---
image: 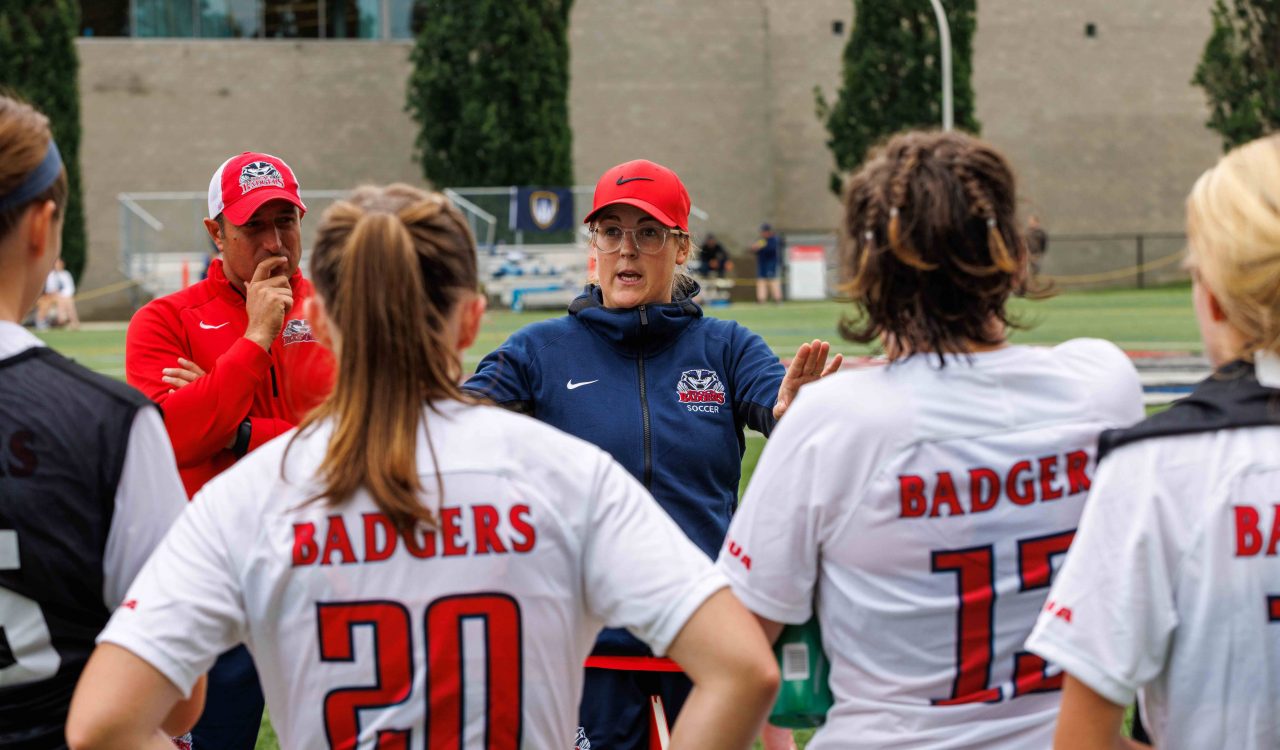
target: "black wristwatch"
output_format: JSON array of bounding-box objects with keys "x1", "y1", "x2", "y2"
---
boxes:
[{"x1": 231, "y1": 418, "x2": 252, "y2": 458}]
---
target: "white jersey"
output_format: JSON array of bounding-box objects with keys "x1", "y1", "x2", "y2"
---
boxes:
[
  {"x1": 1027, "y1": 366, "x2": 1280, "y2": 749},
  {"x1": 718, "y1": 341, "x2": 1142, "y2": 749},
  {"x1": 98, "y1": 400, "x2": 725, "y2": 750}
]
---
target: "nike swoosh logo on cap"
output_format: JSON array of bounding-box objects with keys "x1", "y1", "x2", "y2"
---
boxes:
[
  {"x1": 199, "y1": 321, "x2": 230, "y2": 330},
  {"x1": 566, "y1": 379, "x2": 599, "y2": 390},
  {"x1": 616, "y1": 176, "x2": 654, "y2": 186}
]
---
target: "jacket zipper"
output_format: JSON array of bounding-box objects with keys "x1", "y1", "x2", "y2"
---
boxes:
[{"x1": 637, "y1": 305, "x2": 653, "y2": 488}]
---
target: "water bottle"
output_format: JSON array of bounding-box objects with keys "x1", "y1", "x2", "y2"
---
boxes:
[{"x1": 768, "y1": 615, "x2": 833, "y2": 729}]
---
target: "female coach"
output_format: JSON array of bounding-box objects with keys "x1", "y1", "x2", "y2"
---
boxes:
[
  {"x1": 66, "y1": 184, "x2": 778, "y2": 750},
  {"x1": 1028, "y1": 133, "x2": 1280, "y2": 750},
  {"x1": 715, "y1": 130, "x2": 1144, "y2": 749},
  {"x1": 466, "y1": 159, "x2": 838, "y2": 749}
]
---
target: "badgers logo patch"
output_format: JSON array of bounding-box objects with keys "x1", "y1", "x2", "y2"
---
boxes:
[
  {"x1": 677, "y1": 369, "x2": 725, "y2": 413},
  {"x1": 282, "y1": 318, "x2": 316, "y2": 346},
  {"x1": 239, "y1": 161, "x2": 285, "y2": 193}
]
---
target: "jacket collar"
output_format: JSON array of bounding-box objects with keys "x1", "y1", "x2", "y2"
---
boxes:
[
  {"x1": 207, "y1": 257, "x2": 305, "y2": 305},
  {"x1": 568, "y1": 283, "x2": 703, "y2": 353}
]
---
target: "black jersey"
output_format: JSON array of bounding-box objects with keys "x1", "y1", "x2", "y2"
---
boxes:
[{"x1": 0, "y1": 346, "x2": 151, "y2": 749}]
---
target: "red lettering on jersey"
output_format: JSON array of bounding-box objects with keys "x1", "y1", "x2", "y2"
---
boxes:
[
  {"x1": 509, "y1": 504, "x2": 536, "y2": 553},
  {"x1": 472, "y1": 505, "x2": 507, "y2": 555},
  {"x1": 121, "y1": 599, "x2": 138, "y2": 610},
  {"x1": 1267, "y1": 505, "x2": 1280, "y2": 556},
  {"x1": 1006, "y1": 461, "x2": 1034, "y2": 505},
  {"x1": 1043, "y1": 599, "x2": 1072, "y2": 624},
  {"x1": 726, "y1": 539, "x2": 752, "y2": 570},
  {"x1": 969, "y1": 467, "x2": 999, "y2": 513},
  {"x1": 363, "y1": 513, "x2": 397, "y2": 562},
  {"x1": 1037, "y1": 455, "x2": 1063, "y2": 501},
  {"x1": 929, "y1": 472, "x2": 963, "y2": 517},
  {"x1": 1236, "y1": 505, "x2": 1263, "y2": 556},
  {"x1": 899, "y1": 475, "x2": 927, "y2": 517},
  {"x1": 321, "y1": 514, "x2": 357, "y2": 565},
  {"x1": 440, "y1": 507, "x2": 468, "y2": 556},
  {"x1": 1065, "y1": 450, "x2": 1091, "y2": 494},
  {"x1": 403, "y1": 524, "x2": 437, "y2": 559},
  {"x1": 8, "y1": 430, "x2": 36, "y2": 477},
  {"x1": 292, "y1": 522, "x2": 319, "y2": 566}
]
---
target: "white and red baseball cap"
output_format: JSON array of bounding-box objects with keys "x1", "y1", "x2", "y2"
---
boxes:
[
  {"x1": 207, "y1": 152, "x2": 306, "y2": 225},
  {"x1": 585, "y1": 159, "x2": 691, "y2": 231}
]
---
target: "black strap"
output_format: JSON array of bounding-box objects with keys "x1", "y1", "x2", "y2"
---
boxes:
[
  {"x1": 1099, "y1": 360, "x2": 1280, "y2": 460},
  {"x1": 231, "y1": 418, "x2": 252, "y2": 458}
]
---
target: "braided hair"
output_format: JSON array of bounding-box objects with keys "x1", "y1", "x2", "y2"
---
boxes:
[
  {"x1": 841, "y1": 130, "x2": 1033, "y2": 362},
  {"x1": 291, "y1": 183, "x2": 480, "y2": 533}
]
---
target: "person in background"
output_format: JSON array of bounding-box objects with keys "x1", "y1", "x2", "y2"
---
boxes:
[
  {"x1": 1027, "y1": 132, "x2": 1280, "y2": 750},
  {"x1": 0, "y1": 93, "x2": 199, "y2": 750},
  {"x1": 36, "y1": 257, "x2": 78, "y2": 330},
  {"x1": 66, "y1": 183, "x2": 779, "y2": 750},
  {"x1": 751, "y1": 222, "x2": 783, "y2": 304},
  {"x1": 124, "y1": 151, "x2": 335, "y2": 750},
  {"x1": 1026, "y1": 214, "x2": 1048, "y2": 276},
  {"x1": 717, "y1": 130, "x2": 1143, "y2": 749},
  {"x1": 466, "y1": 158, "x2": 839, "y2": 750},
  {"x1": 697, "y1": 232, "x2": 730, "y2": 278}
]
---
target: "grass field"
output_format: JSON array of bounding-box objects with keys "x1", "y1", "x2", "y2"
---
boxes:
[{"x1": 39, "y1": 285, "x2": 1196, "y2": 749}]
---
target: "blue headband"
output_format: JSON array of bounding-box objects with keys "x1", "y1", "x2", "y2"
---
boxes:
[{"x1": 0, "y1": 139, "x2": 63, "y2": 213}]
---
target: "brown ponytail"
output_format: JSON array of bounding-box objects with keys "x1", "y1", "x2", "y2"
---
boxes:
[
  {"x1": 0, "y1": 94, "x2": 68, "y2": 241},
  {"x1": 293, "y1": 184, "x2": 479, "y2": 533}
]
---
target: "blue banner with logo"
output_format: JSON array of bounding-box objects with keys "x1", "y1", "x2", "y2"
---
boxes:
[{"x1": 512, "y1": 186, "x2": 574, "y2": 232}]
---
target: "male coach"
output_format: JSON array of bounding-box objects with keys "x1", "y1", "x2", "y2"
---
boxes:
[{"x1": 125, "y1": 151, "x2": 334, "y2": 749}]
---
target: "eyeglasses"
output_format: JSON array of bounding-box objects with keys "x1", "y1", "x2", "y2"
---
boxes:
[{"x1": 591, "y1": 223, "x2": 687, "y2": 255}]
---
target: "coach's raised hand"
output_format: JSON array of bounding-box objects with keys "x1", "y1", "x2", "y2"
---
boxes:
[
  {"x1": 244, "y1": 256, "x2": 293, "y2": 351},
  {"x1": 773, "y1": 339, "x2": 843, "y2": 421}
]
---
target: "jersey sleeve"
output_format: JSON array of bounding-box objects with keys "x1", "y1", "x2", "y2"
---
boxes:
[
  {"x1": 1025, "y1": 443, "x2": 1180, "y2": 707},
  {"x1": 101, "y1": 407, "x2": 188, "y2": 608},
  {"x1": 464, "y1": 332, "x2": 536, "y2": 413},
  {"x1": 96, "y1": 480, "x2": 250, "y2": 699},
  {"x1": 729, "y1": 324, "x2": 785, "y2": 436},
  {"x1": 581, "y1": 453, "x2": 727, "y2": 656},
  {"x1": 125, "y1": 302, "x2": 274, "y2": 468},
  {"x1": 715, "y1": 398, "x2": 825, "y2": 624},
  {"x1": 1058, "y1": 338, "x2": 1145, "y2": 427}
]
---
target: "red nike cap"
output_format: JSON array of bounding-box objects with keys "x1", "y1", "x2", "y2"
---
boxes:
[{"x1": 585, "y1": 159, "x2": 690, "y2": 231}]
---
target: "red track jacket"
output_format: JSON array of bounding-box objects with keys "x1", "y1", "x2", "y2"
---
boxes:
[{"x1": 126, "y1": 259, "x2": 334, "y2": 497}]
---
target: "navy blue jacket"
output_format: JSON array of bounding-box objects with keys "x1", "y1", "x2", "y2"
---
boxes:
[{"x1": 466, "y1": 284, "x2": 785, "y2": 654}]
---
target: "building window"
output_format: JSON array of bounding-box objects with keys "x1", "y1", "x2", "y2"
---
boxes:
[
  {"x1": 81, "y1": 0, "x2": 130, "y2": 36},
  {"x1": 82, "y1": 0, "x2": 418, "y2": 39}
]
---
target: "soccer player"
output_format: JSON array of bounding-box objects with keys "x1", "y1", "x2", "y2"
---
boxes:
[
  {"x1": 1026, "y1": 134, "x2": 1280, "y2": 749},
  {"x1": 0, "y1": 95, "x2": 196, "y2": 747},
  {"x1": 715, "y1": 130, "x2": 1144, "y2": 748},
  {"x1": 66, "y1": 184, "x2": 779, "y2": 750}
]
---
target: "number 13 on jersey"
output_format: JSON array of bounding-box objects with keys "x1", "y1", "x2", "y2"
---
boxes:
[
  {"x1": 317, "y1": 593, "x2": 522, "y2": 749},
  {"x1": 930, "y1": 530, "x2": 1075, "y2": 706}
]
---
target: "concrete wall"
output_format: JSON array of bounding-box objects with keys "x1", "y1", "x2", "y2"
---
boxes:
[
  {"x1": 77, "y1": 39, "x2": 423, "y2": 316},
  {"x1": 974, "y1": 0, "x2": 1220, "y2": 236},
  {"x1": 74, "y1": 1, "x2": 1220, "y2": 315}
]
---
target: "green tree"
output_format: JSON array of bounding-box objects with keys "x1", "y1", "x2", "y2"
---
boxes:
[
  {"x1": 407, "y1": 0, "x2": 574, "y2": 188},
  {"x1": 1192, "y1": 0, "x2": 1280, "y2": 151},
  {"x1": 817, "y1": 0, "x2": 980, "y2": 194},
  {"x1": 0, "y1": 0, "x2": 86, "y2": 281}
]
